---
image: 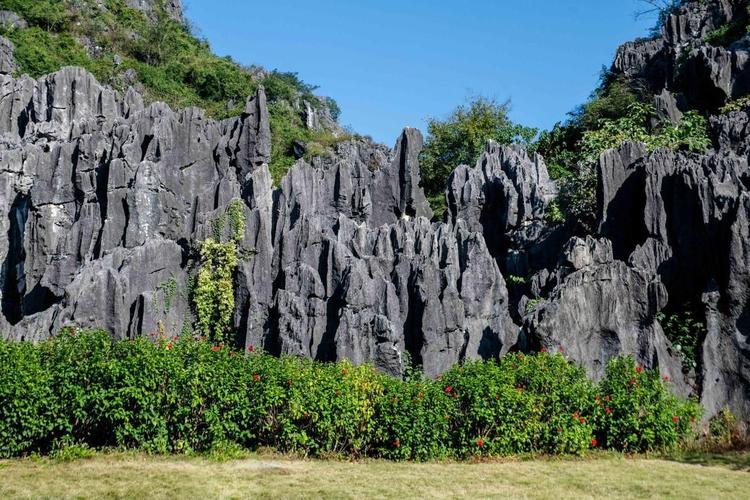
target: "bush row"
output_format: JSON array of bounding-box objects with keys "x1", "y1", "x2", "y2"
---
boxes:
[{"x1": 0, "y1": 330, "x2": 701, "y2": 460}]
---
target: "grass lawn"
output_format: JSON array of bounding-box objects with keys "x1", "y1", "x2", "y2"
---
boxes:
[{"x1": 0, "y1": 452, "x2": 748, "y2": 499}]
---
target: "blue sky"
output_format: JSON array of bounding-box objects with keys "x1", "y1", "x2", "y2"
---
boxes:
[{"x1": 184, "y1": 0, "x2": 655, "y2": 145}]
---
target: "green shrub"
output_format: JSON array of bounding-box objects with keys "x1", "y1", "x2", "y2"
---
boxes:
[
  {"x1": 0, "y1": 331, "x2": 702, "y2": 460},
  {"x1": 0, "y1": 340, "x2": 57, "y2": 457},
  {"x1": 595, "y1": 357, "x2": 701, "y2": 452},
  {"x1": 419, "y1": 97, "x2": 538, "y2": 205},
  {"x1": 4, "y1": 28, "x2": 92, "y2": 78},
  {"x1": 440, "y1": 354, "x2": 599, "y2": 457},
  {"x1": 657, "y1": 306, "x2": 706, "y2": 371}
]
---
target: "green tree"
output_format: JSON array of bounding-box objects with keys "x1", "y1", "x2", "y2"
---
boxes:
[{"x1": 419, "y1": 97, "x2": 538, "y2": 203}]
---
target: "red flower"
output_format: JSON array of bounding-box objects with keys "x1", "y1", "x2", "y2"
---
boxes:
[
  {"x1": 663, "y1": 376, "x2": 670, "y2": 382},
  {"x1": 572, "y1": 412, "x2": 579, "y2": 420},
  {"x1": 605, "y1": 407, "x2": 612, "y2": 415},
  {"x1": 556, "y1": 428, "x2": 563, "y2": 434},
  {"x1": 476, "y1": 438, "x2": 485, "y2": 448},
  {"x1": 540, "y1": 347, "x2": 547, "y2": 353},
  {"x1": 559, "y1": 346, "x2": 566, "y2": 353},
  {"x1": 394, "y1": 438, "x2": 401, "y2": 448},
  {"x1": 166, "y1": 342, "x2": 173, "y2": 350},
  {"x1": 495, "y1": 395, "x2": 500, "y2": 400},
  {"x1": 604, "y1": 395, "x2": 610, "y2": 402},
  {"x1": 247, "y1": 345, "x2": 255, "y2": 353},
  {"x1": 636, "y1": 366, "x2": 643, "y2": 374},
  {"x1": 591, "y1": 438, "x2": 598, "y2": 447},
  {"x1": 453, "y1": 393, "x2": 459, "y2": 399},
  {"x1": 418, "y1": 392, "x2": 424, "y2": 398},
  {"x1": 595, "y1": 395, "x2": 601, "y2": 402},
  {"x1": 253, "y1": 374, "x2": 261, "y2": 382},
  {"x1": 579, "y1": 417, "x2": 586, "y2": 424},
  {"x1": 629, "y1": 378, "x2": 637, "y2": 386},
  {"x1": 211, "y1": 346, "x2": 220, "y2": 352},
  {"x1": 672, "y1": 416, "x2": 680, "y2": 423},
  {"x1": 287, "y1": 379, "x2": 293, "y2": 386},
  {"x1": 304, "y1": 412, "x2": 310, "y2": 418},
  {"x1": 444, "y1": 386, "x2": 453, "y2": 394}
]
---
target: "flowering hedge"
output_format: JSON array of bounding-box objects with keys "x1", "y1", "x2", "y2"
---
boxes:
[{"x1": 0, "y1": 330, "x2": 701, "y2": 459}]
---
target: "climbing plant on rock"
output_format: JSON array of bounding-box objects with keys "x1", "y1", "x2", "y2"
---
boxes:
[{"x1": 192, "y1": 199, "x2": 246, "y2": 343}]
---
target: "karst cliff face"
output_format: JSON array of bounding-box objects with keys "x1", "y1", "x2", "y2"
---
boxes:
[{"x1": 1, "y1": 0, "x2": 750, "y2": 420}]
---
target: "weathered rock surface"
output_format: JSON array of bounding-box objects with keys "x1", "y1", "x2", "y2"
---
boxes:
[
  {"x1": 594, "y1": 142, "x2": 750, "y2": 419},
  {"x1": 0, "y1": 36, "x2": 15, "y2": 75},
  {"x1": 522, "y1": 236, "x2": 688, "y2": 395},
  {"x1": 0, "y1": 59, "x2": 511, "y2": 378},
  {"x1": 612, "y1": 0, "x2": 749, "y2": 110}
]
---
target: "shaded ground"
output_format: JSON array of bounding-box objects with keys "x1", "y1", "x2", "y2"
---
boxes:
[{"x1": 0, "y1": 452, "x2": 748, "y2": 499}]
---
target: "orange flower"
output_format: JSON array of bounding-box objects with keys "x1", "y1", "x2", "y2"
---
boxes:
[
  {"x1": 591, "y1": 438, "x2": 598, "y2": 447},
  {"x1": 394, "y1": 438, "x2": 401, "y2": 448},
  {"x1": 579, "y1": 417, "x2": 586, "y2": 424},
  {"x1": 476, "y1": 438, "x2": 485, "y2": 448},
  {"x1": 672, "y1": 416, "x2": 680, "y2": 423},
  {"x1": 166, "y1": 342, "x2": 173, "y2": 350}
]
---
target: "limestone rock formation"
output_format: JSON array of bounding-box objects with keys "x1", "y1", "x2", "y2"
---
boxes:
[{"x1": 1, "y1": 0, "x2": 750, "y2": 422}]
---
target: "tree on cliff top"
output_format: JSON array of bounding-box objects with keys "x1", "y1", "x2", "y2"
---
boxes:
[{"x1": 419, "y1": 97, "x2": 537, "y2": 210}]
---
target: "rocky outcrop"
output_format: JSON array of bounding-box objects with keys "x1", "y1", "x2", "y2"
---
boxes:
[
  {"x1": 594, "y1": 142, "x2": 750, "y2": 418},
  {"x1": 0, "y1": 36, "x2": 15, "y2": 75},
  {"x1": 126, "y1": 0, "x2": 184, "y2": 22},
  {"x1": 522, "y1": 236, "x2": 688, "y2": 395},
  {"x1": 0, "y1": 59, "x2": 512, "y2": 378},
  {"x1": 612, "y1": 0, "x2": 750, "y2": 111}
]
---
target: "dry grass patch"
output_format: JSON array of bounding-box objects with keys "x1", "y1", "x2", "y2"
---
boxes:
[{"x1": 0, "y1": 452, "x2": 748, "y2": 499}]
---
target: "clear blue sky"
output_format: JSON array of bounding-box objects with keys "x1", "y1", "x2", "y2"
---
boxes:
[{"x1": 184, "y1": 0, "x2": 655, "y2": 145}]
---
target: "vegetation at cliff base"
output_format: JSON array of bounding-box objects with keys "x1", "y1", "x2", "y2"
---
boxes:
[{"x1": 0, "y1": 330, "x2": 702, "y2": 460}]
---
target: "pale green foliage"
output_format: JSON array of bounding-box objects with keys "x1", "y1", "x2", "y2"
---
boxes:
[
  {"x1": 544, "y1": 199, "x2": 565, "y2": 225},
  {"x1": 227, "y1": 199, "x2": 246, "y2": 244},
  {"x1": 525, "y1": 298, "x2": 542, "y2": 314},
  {"x1": 580, "y1": 103, "x2": 711, "y2": 162},
  {"x1": 157, "y1": 276, "x2": 178, "y2": 313},
  {"x1": 194, "y1": 239, "x2": 238, "y2": 343},
  {"x1": 192, "y1": 200, "x2": 248, "y2": 343},
  {"x1": 721, "y1": 95, "x2": 750, "y2": 114}
]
